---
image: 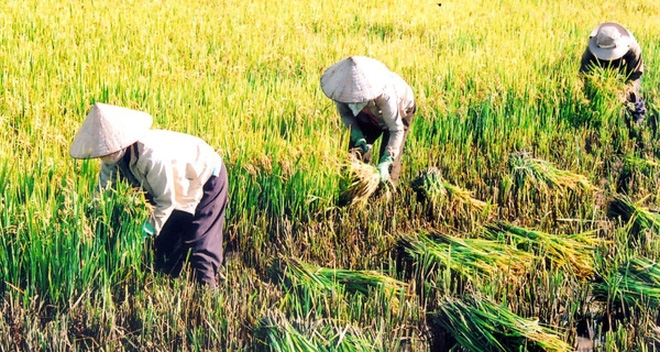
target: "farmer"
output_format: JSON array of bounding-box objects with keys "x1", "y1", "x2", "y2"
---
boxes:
[
  {"x1": 579, "y1": 22, "x2": 646, "y2": 124},
  {"x1": 320, "y1": 56, "x2": 416, "y2": 185},
  {"x1": 70, "y1": 103, "x2": 228, "y2": 287}
]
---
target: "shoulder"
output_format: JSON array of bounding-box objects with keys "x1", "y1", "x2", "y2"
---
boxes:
[{"x1": 139, "y1": 130, "x2": 208, "y2": 148}]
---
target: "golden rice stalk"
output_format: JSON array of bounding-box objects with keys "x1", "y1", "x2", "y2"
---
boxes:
[
  {"x1": 487, "y1": 222, "x2": 600, "y2": 279},
  {"x1": 509, "y1": 152, "x2": 598, "y2": 193},
  {"x1": 339, "y1": 160, "x2": 388, "y2": 206},
  {"x1": 607, "y1": 194, "x2": 660, "y2": 231},
  {"x1": 444, "y1": 182, "x2": 488, "y2": 211},
  {"x1": 399, "y1": 231, "x2": 534, "y2": 281},
  {"x1": 431, "y1": 295, "x2": 572, "y2": 352},
  {"x1": 411, "y1": 167, "x2": 487, "y2": 211}
]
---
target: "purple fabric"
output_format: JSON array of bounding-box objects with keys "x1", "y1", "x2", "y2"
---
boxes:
[{"x1": 154, "y1": 163, "x2": 228, "y2": 286}]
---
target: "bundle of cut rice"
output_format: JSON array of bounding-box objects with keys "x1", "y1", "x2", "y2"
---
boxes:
[
  {"x1": 593, "y1": 257, "x2": 660, "y2": 310},
  {"x1": 623, "y1": 155, "x2": 659, "y2": 169},
  {"x1": 283, "y1": 257, "x2": 406, "y2": 299},
  {"x1": 256, "y1": 309, "x2": 380, "y2": 351},
  {"x1": 430, "y1": 295, "x2": 572, "y2": 352},
  {"x1": 486, "y1": 222, "x2": 600, "y2": 279},
  {"x1": 410, "y1": 167, "x2": 487, "y2": 211},
  {"x1": 339, "y1": 159, "x2": 390, "y2": 206},
  {"x1": 509, "y1": 152, "x2": 598, "y2": 193},
  {"x1": 607, "y1": 194, "x2": 660, "y2": 231},
  {"x1": 398, "y1": 231, "x2": 534, "y2": 282}
]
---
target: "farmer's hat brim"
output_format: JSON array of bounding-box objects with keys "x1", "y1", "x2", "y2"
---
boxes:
[
  {"x1": 320, "y1": 56, "x2": 390, "y2": 103},
  {"x1": 70, "y1": 103, "x2": 153, "y2": 159}
]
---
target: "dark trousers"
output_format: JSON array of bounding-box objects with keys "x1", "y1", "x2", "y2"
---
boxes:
[
  {"x1": 154, "y1": 163, "x2": 228, "y2": 286},
  {"x1": 348, "y1": 106, "x2": 415, "y2": 185}
]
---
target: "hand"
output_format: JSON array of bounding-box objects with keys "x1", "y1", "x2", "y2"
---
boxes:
[
  {"x1": 354, "y1": 138, "x2": 372, "y2": 154},
  {"x1": 142, "y1": 221, "x2": 156, "y2": 238},
  {"x1": 632, "y1": 99, "x2": 646, "y2": 124},
  {"x1": 377, "y1": 154, "x2": 394, "y2": 184},
  {"x1": 627, "y1": 92, "x2": 646, "y2": 124}
]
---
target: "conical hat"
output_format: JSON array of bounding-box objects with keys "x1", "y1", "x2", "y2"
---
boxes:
[
  {"x1": 69, "y1": 103, "x2": 153, "y2": 159},
  {"x1": 588, "y1": 22, "x2": 634, "y2": 61},
  {"x1": 320, "y1": 56, "x2": 390, "y2": 103}
]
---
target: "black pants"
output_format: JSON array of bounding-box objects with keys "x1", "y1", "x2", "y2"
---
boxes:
[
  {"x1": 154, "y1": 164, "x2": 228, "y2": 286},
  {"x1": 348, "y1": 106, "x2": 415, "y2": 185}
]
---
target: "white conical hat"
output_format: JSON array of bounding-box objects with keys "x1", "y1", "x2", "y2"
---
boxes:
[
  {"x1": 69, "y1": 103, "x2": 153, "y2": 159},
  {"x1": 320, "y1": 56, "x2": 390, "y2": 103},
  {"x1": 588, "y1": 22, "x2": 634, "y2": 61}
]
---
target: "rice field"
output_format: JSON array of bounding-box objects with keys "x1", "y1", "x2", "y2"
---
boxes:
[{"x1": 1, "y1": 0, "x2": 660, "y2": 350}]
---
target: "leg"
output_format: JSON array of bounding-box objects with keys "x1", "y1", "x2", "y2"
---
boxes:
[
  {"x1": 186, "y1": 164, "x2": 229, "y2": 286},
  {"x1": 154, "y1": 164, "x2": 228, "y2": 287},
  {"x1": 154, "y1": 210, "x2": 191, "y2": 278}
]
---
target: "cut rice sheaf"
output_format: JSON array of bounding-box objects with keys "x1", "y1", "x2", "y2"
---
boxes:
[{"x1": 340, "y1": 159, "x2": 389, "y2": 206}]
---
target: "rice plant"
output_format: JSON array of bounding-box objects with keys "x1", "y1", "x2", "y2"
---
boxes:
[
  {"x1": 607, "y1": 194, "x2": 660, "y2": 232},
  {"x1": 486, "y1": 222, "x2": 601, "y2": 279},
  {"x1": 398, "y1": 231, "x2": 534, "y2": 283},
  {"x1": 0, "y1": 0, "x2": 659, "y2": 349},
  {"x1": 430, "y1": 294, "x2": 572, "y2": 352},
  {"x1": 410, "y1": 167, "x2": 488, "y2": 211},
  {"x1": 509, "y1": 152, "x2": 598, "y2": 194},
  {"x1": 338, "y1": 159, "x2": 390, "y2": 207},
  {"x1": 593, "y1": 257, "x2": 660, "y2": 311}
]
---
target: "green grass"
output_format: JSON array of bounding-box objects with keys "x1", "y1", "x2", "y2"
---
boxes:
[{"x1": 1, "y1": 0, "x2": 660, "y2": 350}]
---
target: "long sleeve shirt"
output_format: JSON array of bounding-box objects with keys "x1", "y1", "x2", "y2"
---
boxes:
[
  {"x1": 579, "y1": 41, "x2": 644, "y2": 98},
  {"x1": 335, "y1": 71, "x2": 415, "y2": 159},
  {"x1": 98, "y1": 130, "x2": 224, "y2": 235}
]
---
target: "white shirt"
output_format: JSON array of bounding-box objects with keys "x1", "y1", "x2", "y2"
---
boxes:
[{"x1": 98, "y1": 130, "x2": 224, "y2": 235}]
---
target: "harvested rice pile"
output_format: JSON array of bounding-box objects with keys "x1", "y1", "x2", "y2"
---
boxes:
[
  {"x1": 339, "y1": 159, "x2": 390, "y2": 206},
  {"x1": 411, "y1": 167, "x2": 487, "y2": 210}
]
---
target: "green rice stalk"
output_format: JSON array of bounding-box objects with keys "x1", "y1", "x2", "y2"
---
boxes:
[
  {"x1": 283, "y1": 257, "x2": 407, "y2": 299},
  {"x1": 487, "y1": 222, "x2": 600, "y2": 279},
  {"x1": 255, "y1": 310, "x2": 320, "y2": 351},
  {"x1": 410, "y1": 167, "x2": 447, "y2": 207},
  {"x1": 623, "y1": 155, "x2": 659, "y2": 169},
  {"x1": 607, "y1": 194, "x2": 660, "y2": 231},
  {"x1": 509, "y1": 152, "x2": 597, "y2": 193},
  {"x1": 398, "y1": 231, "x2": 534, "y2": 281},
  {"x1": 593, "y1": 257, "x2": 660, "y2": 310},
  {"x1": 431, "y1": 295, "x2": 572, "y2": 352},
  {"x1": 256, "y1": 310, "x2": 382, "y2": 352},
  {"x1": 410, "y1": 167, "x2": 487, "y2": 210}
]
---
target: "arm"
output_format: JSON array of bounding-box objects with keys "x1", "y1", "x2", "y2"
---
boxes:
[
  {"x1": 375, "y1": 91, "x2": 405, "y2": 160},
  {"x1": 134, "y1": 150, "x2": 176, "y2": 235},
  {"x1": 97, "y1": 162, "x2": 118, "y2": 193},
  {"x1": 336, "y1": 102, "x2": 358, "y2": 129},
  {"x1": 336, "y1": 102, "x2": 368, "y2": 146},
  {"x1": 622, "y1": 42, "x2": 644, "y2": 98},
  {"x1": 579, "y1": 47, "x2": 597, "y2": 74}
]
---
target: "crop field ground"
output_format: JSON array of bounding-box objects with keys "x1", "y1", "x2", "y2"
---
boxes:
[{"x1": 1, "y1": 0, "x2": 660, "y2": 351}]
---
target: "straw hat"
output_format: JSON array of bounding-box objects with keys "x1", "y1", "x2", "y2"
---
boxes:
[
  {"x1": 320, "y1": 56, "x2": 391, "y2": 103},
  {"x1": 588, "y1": 22, "x2": 634, "y2": 61},
  {"x1": 69, "y1": 103, "x2": 153, "y2": 159}
]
